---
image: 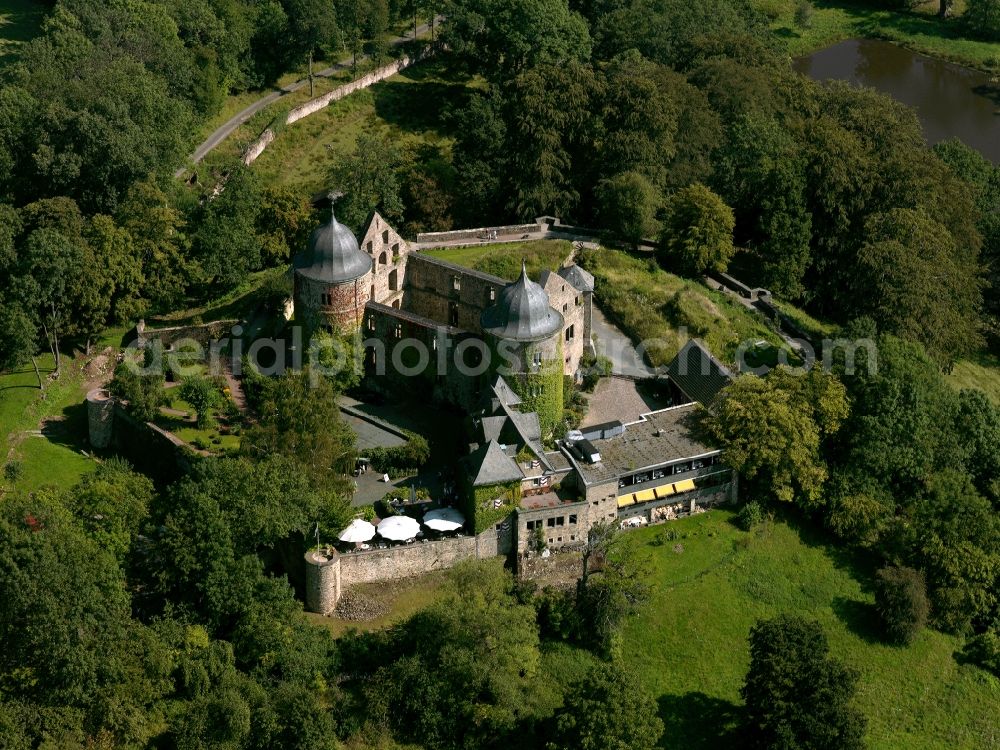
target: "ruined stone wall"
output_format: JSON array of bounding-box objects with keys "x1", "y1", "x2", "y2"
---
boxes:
[
  {"x1": 516, "y1": 499, "x2": 590, "y2": 554},
  {"x1": 362, "y1": 212, "x2": 409, "y2": 309},
  {"x1": 295, "y1": 271, "x2": 373, "y2": 331},
  {"x1": 403, "y1": 254, "x2": 506, "y2": 334}
]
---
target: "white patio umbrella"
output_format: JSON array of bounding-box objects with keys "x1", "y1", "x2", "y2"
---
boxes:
[
  {"x1": 377, "y1": 515, "x2": 421, "y2": 541},
  {"x1": 423, "y1": 507, "x2": 465, "y2": 532},
  {"x1": 338, "y1": 519, "x2": 376, "y2": 543}
]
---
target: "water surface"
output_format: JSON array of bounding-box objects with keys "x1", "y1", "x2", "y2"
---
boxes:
[{"x1": 794, "y1": 39, "x2": 1000, "y2": 162}]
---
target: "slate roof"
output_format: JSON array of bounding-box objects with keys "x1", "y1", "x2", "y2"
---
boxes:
[
  {"x1": 294, "y1": 208, "x2": 372, "y2": 284},
  {"x1": 558, "y1": 264, "x2": 595, "y2": 293},
  {"x1": 490, "y1": 375, "x2": 521, "y2": 408},
  {"x1": 464, "y1": 440, "x2": 524, "y2": 486},
  {"x1": 666, "y1": 339, "x2": 733, "y2": 407},
  {"x1": 481, "y1": 262, "x2": 564, "y2": 342},
  {"x1": 564, "y1": 404, "x2": 721, "y2": 487}
]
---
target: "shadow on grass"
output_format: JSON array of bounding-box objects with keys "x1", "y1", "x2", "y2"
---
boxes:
[
  {"x1": 39, "y1": 402, "x2": 89, "y2": 453},
  {"x1": 657, "y1": 692, "x2": 743, "y2": 750},
  {"x1": 371, "y1": 62, "x2": 473, "y2": 135},
  {"x1": 832, "y1": 596, "x2": 884, "y2": 645}
]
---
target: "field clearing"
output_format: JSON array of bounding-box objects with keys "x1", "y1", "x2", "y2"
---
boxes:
[
  {"x1": 201, "y1": 58, "x2": 476, "y2": 198},
  {"x1": 946, "y1": 351, "x2": 1000, "y2": 403},
  {"x1": 0, "y1": 355, "x2": 98, "y2": 494},
  {"x1": 757, "y1": 0, "x2": 1000, "y2": 69},
  {"x1": 619, "y1": 509, "x2": 1000, "y2": 750}
]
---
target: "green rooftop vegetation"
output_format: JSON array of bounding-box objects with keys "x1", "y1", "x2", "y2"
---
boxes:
[{"x1": 421, "y1": 239, "x2": 573, "y2": 280}]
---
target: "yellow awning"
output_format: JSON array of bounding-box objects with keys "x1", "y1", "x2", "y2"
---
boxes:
[
  {"x1": 673, "y1": 479, "x2": 696, "y2": 493},
  {"x1": 655, "y1": 484, "x2": 676, "y2": 499},
  {"x1": 617, "y1": 495, "x2": 635, "y2": 508},
  {"x1": 633, "y1": 488, "x2": 657, "y2": 503}
]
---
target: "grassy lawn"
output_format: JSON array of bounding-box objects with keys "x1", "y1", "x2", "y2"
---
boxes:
[
  {"x1": 946, "y1": 351, "x2": 1000, "y2": 404},
  {"x1": 0, "y1": 0, "x2": 44, "y2": 67},
  {"x1": 620, "y1": 509, "x2": 1000, "y2": 750},
  {"x1": 0, "y1": 355, "x2": 98, "y2": 495},
  {"x1": 758, "y1": 0, "x2": 1000, "y2": 69},
  {"x1": 201, "y1": 58, "x2": 476, "y2": 198},
  {"x1": 579, "y1": 247, "x2": 788, "y2": 368},
  {"x1": 421, "y1": 239, "x2": 574, "y2": 280},
  {"x1": 771, "y1": 298, "x2": 841, "y2": 340}
]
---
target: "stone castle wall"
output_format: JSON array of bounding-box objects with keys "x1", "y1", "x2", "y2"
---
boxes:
[
  {"x1": 362, "y1": 213, "x2": 409, "y2": 309},
  {"x1": 404, "y1": 254, "x2": 506, "y2": 334},
  {"x1": 304, "y1": 528, "x2": 501, "y2": 615},
  {"x1": 541, "y1": 274, "x2": 587, "y2": 374}
]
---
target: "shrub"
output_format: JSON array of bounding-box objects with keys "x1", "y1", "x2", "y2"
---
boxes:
[
  {"x1": 580, "y1": 351, "x2": 612, "y2": 392},
  {"x1": 794, "y1": 0, "x2": 814, "y2": 28},
  {"x1": 874, "y1": 565, "x2": 929, "y2": 644},
  {"x1": 529, "y1": 526, "x2": 547, "y2": 555},
  {"x1": 179, "y1": 376, "x2": 219, "y2": 429},
  {"x1": 965, "y1": 0, "x2": 1000, "y2": 40},
  {"x1": 659, "y1": 183, "x2": 735, "y2": 276},
  {"x1": 961, "y1": 628, "x2": 1000, "y2": 677},
  {"x1": 3, "y1": 461, "x2": 23, "y2": 485},
  {"x1": 367, "y1": 434, "x2": 430, "y2": 475},
  {"x1": 737, "y1": 500, "x2": 764, "y2": 530}
]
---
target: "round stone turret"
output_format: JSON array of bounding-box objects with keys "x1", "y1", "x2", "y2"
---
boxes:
[
  {"x1": 293, "y1": 196, "x2": 373, "y2": 331},
  {"x1": 86, "y1": 388, "x2": 114, "y2": 449}
]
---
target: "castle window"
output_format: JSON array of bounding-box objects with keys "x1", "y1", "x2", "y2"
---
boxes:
[
  {"x1": 382, "y1": 230, "x2": 389, "y2": 243},
  {"x1": 562, "y1": 303, "x2": 568, "y2": 312},
  {"x1": 392, "y1": 242, "x2": 400, "y2": 255},
  {"x1": 394, "y1": 323, "x2": 402, "y2": 339},
  {"x1": 449, "y1": 302, "x2": 459, "y2": 326},
  {"x1": 569, "y1": 514, "x2": 577, "y2": 525},
  {"x1": 452, "y1": 275, "x2": 461, "y2": 291},
  {"x1": 367, "y1": 241, "x2": 373, "y2": 253},
  {"x1": 575, "y1": 296, "x2": 580, "y2": 305},
  {"x1": 367, "y1": 316, "x2": 376, "y2": 332},
  {"x1": 565, "y1": 325, "x2": 575, "y2": 342},
  {"x1": 370, "y1": 284, "x2": 375, "y2": 300},
  {"x1": 533, "y1": 351, "x2": 542, "y2": 366},
  {"x1": 379, "y1": 251, "x2": 387, "y2": 265},
  {"x1": 389, "y1": 268, "x2": 399, "y2": 291},
  {"x1": 488, "y1": 287, "x2": 496, "y2": 302}
]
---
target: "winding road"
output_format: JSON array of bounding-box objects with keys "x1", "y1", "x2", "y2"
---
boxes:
[{"x1": 177, "y1": 22, "x2": 436, "y2": 177}]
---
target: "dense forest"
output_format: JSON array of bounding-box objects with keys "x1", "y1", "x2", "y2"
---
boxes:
[{"x1": 0, "y1": 0, "x2": 999, "y2": 747}]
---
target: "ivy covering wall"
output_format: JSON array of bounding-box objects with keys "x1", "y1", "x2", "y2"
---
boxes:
[
  {"x1": 512, "y1": 338, "x2": 565, "y2": 439},
  {"x1": 465, "y1": 481, "x2": 521, "y2": 535}
]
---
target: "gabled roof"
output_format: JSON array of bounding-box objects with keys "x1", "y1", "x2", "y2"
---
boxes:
[
  {"x1": 464, "y1": 440, "x2": 524, "y2": 487},
  {"x1": 490, "y1": 375, "x2": 521, "y2": 408},
  {"x1": 558, "y1": 264, "x2": 595, "y2": 293},
  {"x1": 478, "y1": 415, "x2": 507, "y2": 443},
  {"x1": 666, "y1": 339, "x2": 733, "y2": 407}
]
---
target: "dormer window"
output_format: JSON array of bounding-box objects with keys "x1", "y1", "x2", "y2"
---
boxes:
[{"x1": 452, "y1": 275, "x2": 461, "y2": 291}]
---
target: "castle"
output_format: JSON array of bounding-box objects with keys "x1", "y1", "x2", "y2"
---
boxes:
[
  {"x1": 294, "y1": 208, "x2": 738, "y2": 614},
  {"x1": 292, "y1": 206, "x2": 592, "y2": 435}
]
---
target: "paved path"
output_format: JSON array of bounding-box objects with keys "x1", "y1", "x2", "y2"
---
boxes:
[
  {"x1": 178, "y1": 22, "x2": 435, "y2": 176},
  {"x1": 590, "y1": 304, "x2": 656, "y2": 378}
]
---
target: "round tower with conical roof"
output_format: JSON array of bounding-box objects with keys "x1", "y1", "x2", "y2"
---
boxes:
[
  {"x1": 481, "y1": 262, "x2": 565, "y2": 437},
  {"x1": 293, "y1": 197, "x2": 373, "y2": 331}
]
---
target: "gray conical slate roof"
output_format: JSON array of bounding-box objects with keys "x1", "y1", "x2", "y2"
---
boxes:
[
  {"x1": 294, "y1": 206, "x2": 371, "y2": 284},
  {"x1": 481, "y1": 262, "x2": 564, "y2": 342}
]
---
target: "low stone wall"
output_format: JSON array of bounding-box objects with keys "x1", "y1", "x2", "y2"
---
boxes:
[
  {"x1": 136, "y1": 319, "x2": 240, "y2": 349},
  {"x1": 243, "y1": 45, "x2": 435, "y2": 167},
  {"x1": 415, "y1": 222, "x2": 544, "y2": 244},
  {"x1": 304, "y1": 528, "x2": 500, "y2": 614},
  {"x1": 111, "y1": 405, "x2": 199, "y2": 482}
]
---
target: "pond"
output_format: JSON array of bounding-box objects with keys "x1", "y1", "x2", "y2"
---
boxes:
[{"x1": 793, "y1": 38, "x2": 1000, "y2": 162}]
